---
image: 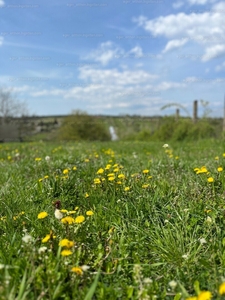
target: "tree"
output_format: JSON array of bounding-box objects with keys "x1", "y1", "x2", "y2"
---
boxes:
[{"x1": 0, "y1": 88, "x2": 27, "y2": 122}]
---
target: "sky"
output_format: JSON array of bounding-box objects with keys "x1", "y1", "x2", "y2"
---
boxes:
[{"x1": 0, "y1": 0, "x2": 225, "y2": 117}]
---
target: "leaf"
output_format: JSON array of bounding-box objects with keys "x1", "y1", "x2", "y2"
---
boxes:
[{"x1": 84, "y1": 270, "x2": 100, "y2": 300}]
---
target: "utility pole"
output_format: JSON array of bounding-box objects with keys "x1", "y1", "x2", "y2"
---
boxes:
[{"x1": 175, "y1": 108, "x2": 179, "y2": 121}]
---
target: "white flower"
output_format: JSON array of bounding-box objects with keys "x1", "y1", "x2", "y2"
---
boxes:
[
  {"x1": 22, "y1": 234, "x2": 33, "y2": 243},
  {"x1": 206, "y1": 216, "x2": 212, "y2": 224},
  {"x1": 54, "y1": 209, "x2": 63, "y2": 219},
  {"x1": 38, "y1": 246, "x2": 47, "y2": 254},
  {"x1": 163, "y1": 144, "x2": 169, "y2": 148},
  {"x1": 81, "y1": 265, "x2": 90, "y2": 271},
  {"x1": 182, "y1": 254, "x2": 188, "y2": 260},
  {"x1": 199, "y1": 238, "x2": 207, "y2": 244},
  {"x1": 45, "y1": 156, "x2": 50, "y2": 161},
  {"x1": 168, "y1": 280, "x2": 177, "y2": 289}
]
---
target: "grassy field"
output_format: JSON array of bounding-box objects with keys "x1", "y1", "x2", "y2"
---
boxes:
[{"x1": 1, "y1": 139, "x2": 225, "y2": 299}]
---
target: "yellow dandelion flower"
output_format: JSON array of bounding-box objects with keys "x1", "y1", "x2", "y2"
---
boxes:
[
  {"x1": 96, "y1": 168, "x2": 104, "y2": 174},
  {"x1": 148, "y1": 176, "x2": 152, "y2": 179},
  {"x1": 142, "y1": 184, "x2": 149, "y2": 189},
  {"x1": 142, "y1": 169, "x2": 149, "y2": 174},
  {"x1": 38, "y1": 212, "x2": 48, "y2": 219},
  {"x1": 63, "y1": 169, "x2": 69, "y2": 175},
  {"x1": 68, "y1": 210, "x2": 76, "y2": 215},
  {"x1": 124, "y1": 187, "x2": 130, "y2": 191},
  {"x1": 84, "y1": 158, "x2": 89, "y2": 162},
  {"x1": 85, "y1": 192, "x2": 89, "y2": 198},
  {"x1": 73, "y1": 166, "x2": 77, "y2": 171},
  {"x1": 108, "y1": 176, "x2": 115, "y2": 181},
  {"x1": 113, "y1": 168, "x2": 119, "y2": 172},
  {"x1": 215, "y1": 156, "x2": 219, "y2": 160},
  {"x1": 207, "y1": 177, "x2": 214, "y2": 183},
  {"x1": 223, "y1": 153, "x2": 225, "y2": 157},
  {"x1": 86, "y1": 210, "x2": 94, "y2": 216},
  {"x1": 107, "y1": 173, "x2": 115, "y2": 177},
  {"x1": 38, "y1": 178, "x2": 43, "y2": 182},
  {"x1": 197, "y1": 291, "x2": 212, "y2": 300},
  {"x1": 75, "y1": 215, "x2": 85, "y2": 223},
  {"x1": 218, "y1": 167, "x2": 223, "y2": 172},
  {"x1": 61, "y1": 249, "x2": 73, "y2": 256},
  {"x1": 118, "y1": 174, "x2": 125, "y2": 179},
  {"x1": 42, "y1": 234, "x2": 50, "y2": 243},
  {"x1": 59, "y1": 239, "x2": 74, "y2": 248},
  {"x1": 105, "y1": 164, "x2": 111, "y2": 170},
  {"x1": 117, "y1": 181, "x2": 122, "y2": 184},
  {"x1": 71, "y1": 266, "x2": 83, "y2": 275},
  {"x1": 219, "y1": 282, "x2": 225, "y2": 295},
  {"x1": 60, "y1": 209, "x2": 68, "y2": 213},
  {"x1": 35, "y1": 157, "x2": 42, "y2": 161},
  {"x1": 61, "y1": 216, "x2": 75, "y2": 224},
  {"x1": 74, "y1": 206, "x2": 79, "y2": 210},
  {"x1": 94, "y1": 178, "x2": 101, "y2": 184}
]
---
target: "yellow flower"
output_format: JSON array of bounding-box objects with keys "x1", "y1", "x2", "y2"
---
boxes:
[
  {"x1": 223, "y1": 153, "x2": 225, "y2": 157},
  {"x1": 61, "y1": 216, "x2": 75, "y2": 224},
  {"x1": 73, "y1": 166, "x2": 77, "y2": 171},
  {"x1": 84, "y1": 158, "x2": 89, "y2": 162},
  {"x1": 75, "y1": 215, "x2": 85, "y2": 223},
  {"x1": 215, "y1": 156, "x2": 219, "y2": 160},
  {"x1": 197, "y1": 291, "x2": 212, "y2": 300},
  {"x1": 113, "y1": 168, "x2": 119, "y2": 172},
  {"x1": 219, "y1": 282, "x2": 225, "y2": 295},
  {"x1": 60, "y1": 209, "x2": 68, "y2": 213},
  {"x1": 61, "y1": 249, "x2": 73, "y2": 256},
  {"x1": 59, "y1": 239, "x2": 74, "y2": 248},
  {"x1": 94, "y1": 178, "x2": 101, "y2": 184},
  {"x1": 85, "y1": 192, "x2": 89, "y2": 198},
  {"x1": 38, "y1": 212, "x2": 48, "y2": 219},
  {"x1": 217, "y1": 167, "x2": 223, "y2": 172},
  {"x1": 96, "y1": 168, "x2": 104, "y2": 174},
  {"x1": 207, "y1": 177, "x2": 214, "y2": 183},
  {"x1": 105, "y1": 164, "x2": 111, "y2": 170},
  {"x1": 108, "y1": 176, "x2": 115, "y2": 181},
  {"x1": 71, "y1": 266, "x2": 83, "y2": 275},
  {"x1": 63, "y1": 169, "x2": 69, "y2": 175},
  {"x1": 118, "y1": 174, "x2": 125, "y2": 179},
  {"x1": 86, "y1": 210, "x2": 94, "y2": 216},
  {"x1": 42, "y1": 234, "x2": 51, "y2": 243},
  {"x1": 35, "y1": 157, "x2": 42, "y2": 161},
  {"x1": 124, "y1": 187, "x2": 130, "y2": 192},
  {"x1": 142, "y1": 184, "x2": 149, "y2": 189},
  {"x1": 142, "y1": 169, "x2": 149, "y2": 174}
]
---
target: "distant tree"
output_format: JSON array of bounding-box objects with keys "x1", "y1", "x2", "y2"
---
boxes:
[
  {"x1": 0, "y1": 88, "x2": 27, "y2": 122},
  {"x1": 58, "y1": 110, "x2": 111, "y2": 141}
]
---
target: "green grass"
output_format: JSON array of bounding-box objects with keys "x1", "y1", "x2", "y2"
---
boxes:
[{"x1": 1, "y1": 139, "x2": 225, "y2": 299}]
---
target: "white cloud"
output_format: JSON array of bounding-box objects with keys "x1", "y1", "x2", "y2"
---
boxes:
[
  {"x1": 215, "y1": 61, "x2": 225, "y2": 72},
  {"x1": 202, "y1": 44, "x2": 225, "y2": 61},
  {"x1": 0, "y1": 0, "x2": 5, "y2": 7},
  {"x1": 128, "y1": 46, "x2": 143, "y2": 58},
  {"x1": 188, "y1": 0, "x2": 208, "y2": 4},
  {"x1": 85, "y1": 41, "x2": 123, "y2": 66},
  {"x1": 134, "y1": 6, "x2": 225, "y2": 60},
  {"x1": 163, "y1": 38, "x2": 188, "y2": 53},
  {"x1": 173, "y1": 1, "x2": 184, "y2": 9}
]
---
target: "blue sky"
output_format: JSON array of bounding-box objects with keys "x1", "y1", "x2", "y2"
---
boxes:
[{"x1": 0, "y1": 0, "x2": 225, "y2": 117}]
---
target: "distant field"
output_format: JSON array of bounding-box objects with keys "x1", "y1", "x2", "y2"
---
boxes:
[{"x1": 1, "y1": 139, "x2": 225, "y2": 299}]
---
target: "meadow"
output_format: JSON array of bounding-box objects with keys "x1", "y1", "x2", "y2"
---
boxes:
[{"x1": 1, "y1": 139, "x2": 225, "y2": 299}]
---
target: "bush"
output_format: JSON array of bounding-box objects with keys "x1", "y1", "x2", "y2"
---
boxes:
[{"x1": 58, "y1": 111, "x2": 111, "y2": 141}]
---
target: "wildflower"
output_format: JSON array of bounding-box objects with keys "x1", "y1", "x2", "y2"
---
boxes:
[
  {"x1": 45, "y1": 156, "x2": 50, "y2": 161},
  {"x1": 44, "y1": 175, "x2": 49, "y2": 179},
  {"x1": 61, "y1": 249, "x2": 73, "y2": 256},
  {"x1": 124, "y1": 187, "x2": 130, "y2": 192},
  {"x1": 73, "y1": 166, "x2": 77, "y2": 170},
  {"x1": 168, "y1": 280, "x2": 177, "y2": 289},
  {"x1": 207, "y1": 177, "x2": 214, "y2": 183},
  {"x1": 96, "y1": 168, "x2": 104, "y2": 174},
  {"x1": 86, "y1": 210, "x2": 94, "y2": 216},
  {"x1": 223, "y1": 153, "x2": 225, "y2": 157},
  {"x1": 94, "y1": 178, "x2": 101, "y2": 184},
  {"x1": 197, "y1": 291, "x2": 212, "y2": 300},
  {"x1": 199, "y1": 238, "x2": 207, "y2": 244},
  {"x1": 42, "y1": 234, "x2": 51, "y2": 243},
  {"x1": 219, "y1": 282, "x2": 225, "y2": 295},
  {"x1": 118, "y1": 174, "x2": 125, "y2": 179},
  {"x1": 105, "y1": 164, "x2": 111, "y2": 170},
  {"x1": 75, "y1": 215, "x2": 85, "y2": 223},
  {"x1": 59, "y1": 239, "x2": 74, "y2": 248},
  {"x1": 71, "y1": 266, "x2": 83, "y2": 275},
  {"x1": 35, "y1": 157, "x2": 42, "y2": 161},
  {"x1": 142, "y1": 169, "x2": 149, "y2": 174},
  {"x1": 163, "y1": 144, "x2": 169, "y2": 148},
  {"x1": 81, "y1": 265, "x2": 90, "y2": 271},
  {"x1": 218, "y1": 167, "x2": 223, "y2": 172},
  {"x1": 215, "y1": 156, "x2": 219, "y2": 160},
  {"x1": 38, "y1": 212, "x2": 48, "y2": 219},
  {"x1": 63, "y1": 169, "x2": 69, "y2": 175},
  {"x1": 182, "y1": 254, "x2": 188, "y2": 259},
  {"x1": 85, "y1": 192, "x2": 89, "y2": 198},
  {"x1": 60, "y1": 209, "x2": 68, "y2": 213},
  {"x1": 55, "y1": 209, "x2": 63, "y2": 220},
  {"x1": 84, "y1": 158, "x2": 89, "y2": 162},
  {"x1": 61, "y1": 216, "x2": 75, "y2": 224},
  {"x1": 38, "y1": 246, "x2": 47, "y2": 254},
  {"x1": 142, "y1": 184, "x2": 149, "y2": 189},
  {"x1": 206, "y1": 216, "x2": 212, "y2": 224},
  {"x1": 22, "y1": 234, "x2": 33, "y2": 243},
  {"x1": 108, "y1": 176, "x2": 115, "y2": 181}
]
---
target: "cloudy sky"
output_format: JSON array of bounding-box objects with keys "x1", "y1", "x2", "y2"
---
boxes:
[{"x1": 0, "y1": 0, "x2": 225, "y2": 117}]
